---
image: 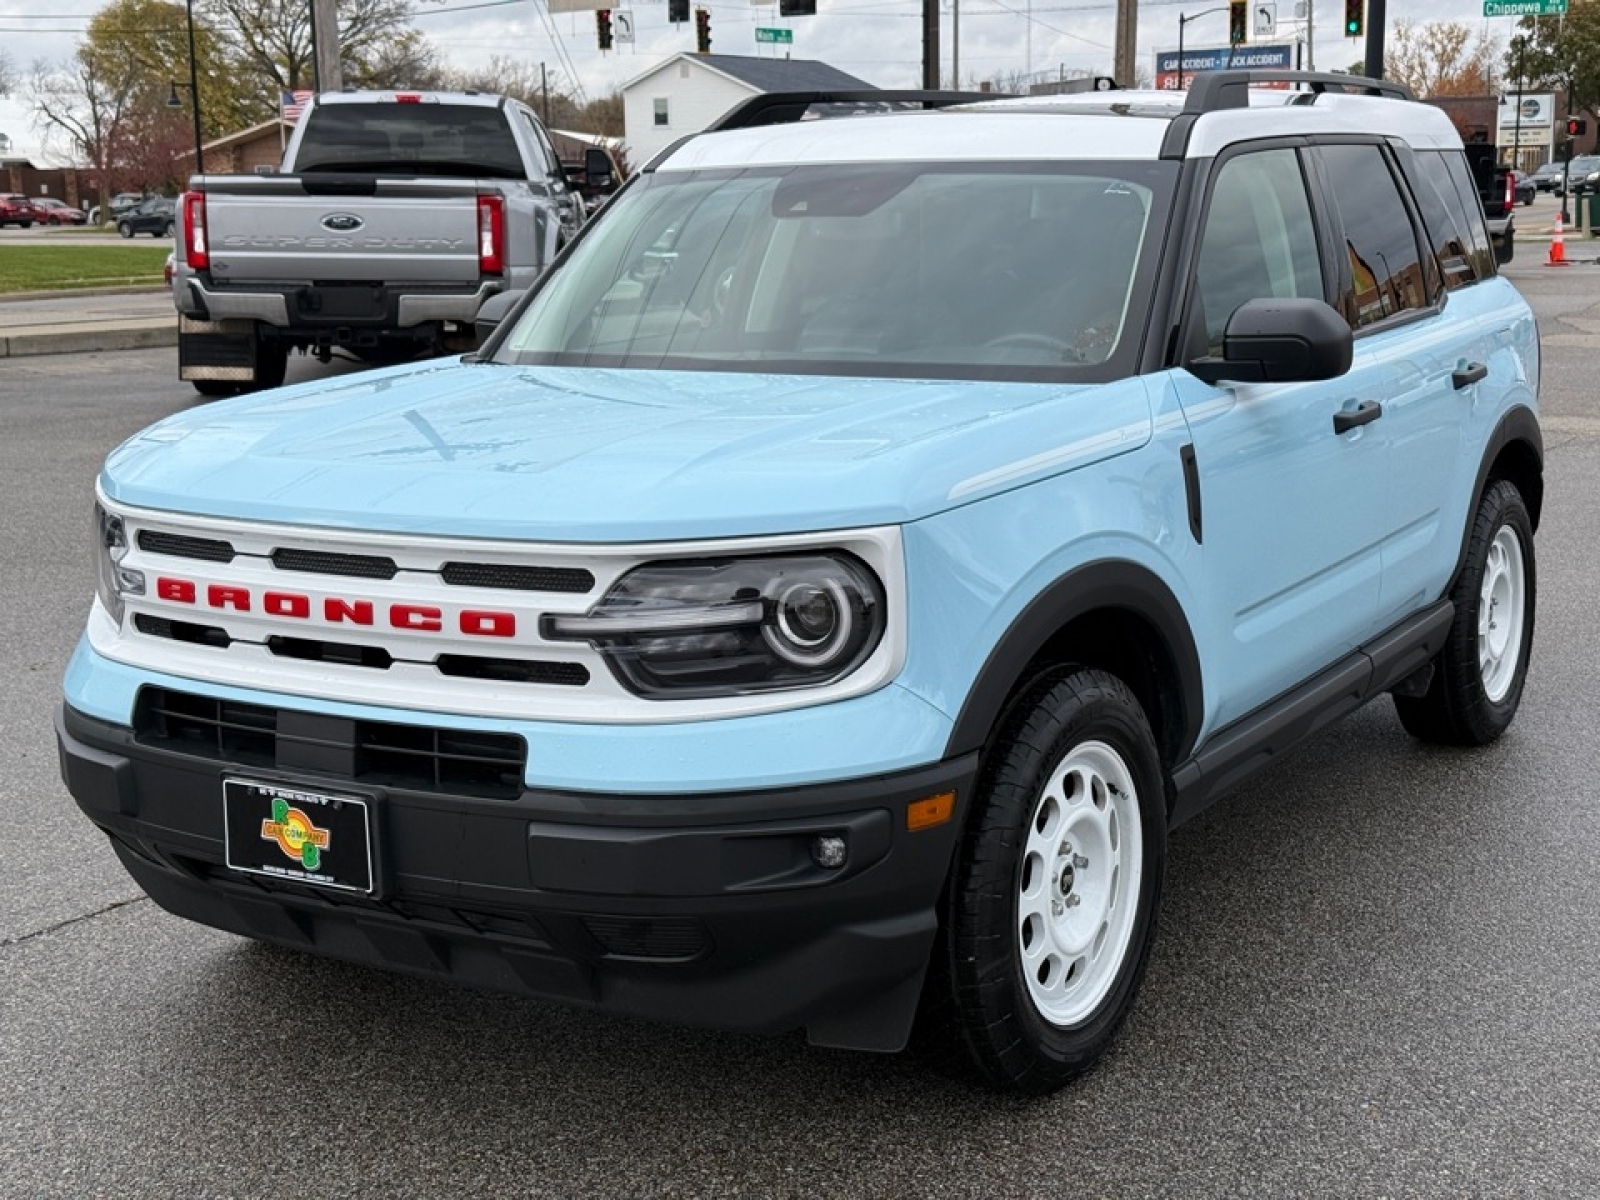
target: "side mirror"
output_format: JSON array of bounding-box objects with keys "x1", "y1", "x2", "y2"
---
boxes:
[
  {"x1": 474, "y1": 289, "x2": 526, "y2": 347},
  {"x1": 584, "y1": 146, "x2": 616, "y2": 193},
  {"x1": 1187, "y1": 298, "x2": 1352, "y2": 385}
]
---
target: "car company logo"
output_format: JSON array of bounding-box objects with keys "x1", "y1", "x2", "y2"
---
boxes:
[
  {"x1": 320, "y1": 212, "x2": 364, "y2": 232},
  {"x1": 261, "y1": 797, "x2": 331, "y2": 871}
]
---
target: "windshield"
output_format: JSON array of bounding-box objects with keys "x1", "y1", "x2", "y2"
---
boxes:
[
  {"x1": 495, "y1": 160, "x2": 1174, "y2": 382},
  {"x1": 295, "y1": 103, "x2": 524, "y2": 177}
]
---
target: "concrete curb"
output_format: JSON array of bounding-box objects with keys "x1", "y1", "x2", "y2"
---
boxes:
[{"x1": 0, "y1": 319, "x2": 177, "y2": 359}]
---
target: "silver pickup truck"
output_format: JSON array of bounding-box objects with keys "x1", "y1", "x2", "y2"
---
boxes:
[{"x1": 172, "y1": 90, "x2": 615, "y2": 396}]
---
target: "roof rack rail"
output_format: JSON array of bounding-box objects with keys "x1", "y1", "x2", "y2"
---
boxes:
[
  {"x1": 1182, "y1": 70, "x2": 1416, "y2": 115},
  {"x1": 709, "y1": 90, "x2": 1006, "y2": 133}
]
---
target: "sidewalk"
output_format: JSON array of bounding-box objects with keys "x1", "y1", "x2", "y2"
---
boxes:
[{"x1": 0, "y1": 288, "x2": 175, "y2": 358}]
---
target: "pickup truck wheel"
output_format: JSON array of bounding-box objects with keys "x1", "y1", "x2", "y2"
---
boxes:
[
  {"x1": 938, "y1": 668, "x2": 1165, "y2": 1093},
  {"x1": 254, "y1": 342, "x2": 289, "y2": 390},
  {"x1": 1395, "y1": 480, "x2": 1535, "y2": 745}
]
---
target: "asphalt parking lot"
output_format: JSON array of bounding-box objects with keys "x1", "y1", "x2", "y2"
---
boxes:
[{"x1": 2, "y1": 254, "x2": 1599, "y2": 1197}]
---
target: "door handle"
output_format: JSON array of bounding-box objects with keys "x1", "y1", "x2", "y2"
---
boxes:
[
  {"x1": 1332, "y1": 400, "x2": 1383, "y2": 434},
  {"x1": 1452, "y1": 362, "x2": 1489, "y2": 390}
]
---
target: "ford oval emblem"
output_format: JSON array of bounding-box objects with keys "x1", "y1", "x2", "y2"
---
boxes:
[{"x1": 321, "y1": 213, "x2": 364, "y2": 232}]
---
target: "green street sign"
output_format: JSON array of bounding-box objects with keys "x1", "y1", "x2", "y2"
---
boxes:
[
  {"x1": 1483, "y1": 0, "x2": 1567, "y2": 15},
  {"x1": 755, "y1": 26, "x2": 794, "y2": 43}
]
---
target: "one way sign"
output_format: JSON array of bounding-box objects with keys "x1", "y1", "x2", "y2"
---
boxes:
[{"x1": 1254, "y1": 2, "x2": 1276, "y2": 36}]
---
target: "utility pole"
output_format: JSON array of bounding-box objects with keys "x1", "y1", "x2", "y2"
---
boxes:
[
  {"x1": 1362, "y1": 0, "x2": 1386, "y2": 79},
  {"x1": 1114, "y1": 0, "x2": 1137, "y2": 87},
  {"x1": 312, "y1": 0, "x2": 343, "y2": 93},
  {"x1": 542, "y1": 62, "x2": 551, "y2": 125}
]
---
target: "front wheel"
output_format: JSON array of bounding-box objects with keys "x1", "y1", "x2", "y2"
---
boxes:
[
  {"x1": 1394, "y1": 479, "x2": 1535, "y2": 745},
  {"x1": 936, "y1": 669, "x2": 1166, "y2": 1093},
  {"x1": 118, "y1": 222, "x2": 133, "y2": 238},
  {"x1": 161, "y1": 220, "x2": 174, "y2": 237}
]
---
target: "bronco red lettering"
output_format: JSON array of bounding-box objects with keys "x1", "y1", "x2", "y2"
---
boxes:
[
  {"x1": 264, "y1": 592, "x2": 311, "y2": 619},
  {"x1": 461, "y1": 610, "x2": 516, "y2": 638},
  {"x1": 390, "y1": 604, "x2": 442, "y2": 631},
  {"x1": 207, "y1": 585, "x2": 251, "y2": 612},
  {"x1": 325, "y1": 597, "x2": 375, "y2": 626},
  {"x1": 157, "y1": 577, "x2": 196, "y2": 604}
]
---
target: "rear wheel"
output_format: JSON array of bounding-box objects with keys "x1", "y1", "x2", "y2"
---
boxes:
[
  {"x1": 936, "y1": 669, "x2": 1166, "y2": 1093},
  {"x1": 1394, "y1": 480, "x2": 1535, "y2": 745}
]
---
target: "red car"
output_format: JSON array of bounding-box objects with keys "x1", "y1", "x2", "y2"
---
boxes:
[
  {"x1": 0, "y1": 193, "x2": 41, "y2": 228},
  {"x1": 33, "y1": 197, "x2": 88, "y2": 225}
]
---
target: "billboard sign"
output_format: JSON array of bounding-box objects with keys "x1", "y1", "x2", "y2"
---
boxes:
[
  {"x1": 1154, "y1": 44, "x2": 1294, "y2": 91},
  {"x1": 1497, "y1": 92, "x2": 1555, "y2": 130}
]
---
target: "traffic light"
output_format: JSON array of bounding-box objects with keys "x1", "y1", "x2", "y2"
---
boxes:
[
  {"x1": 779, "y1": 0, "x2": 817, "y2": 14},
  {"x1": 668, "y1": 0, "x2": 688, "y2": 21},
  {"x1": 1344, "y1": 0, "x2": 1363, "y2": 37},
  {"x1": 596, "y1": 8, "x2": 612, "y2": 49},
  {"x1": 1228, "y1": 0, "x2": 1246, "y2": 44},
  {"x1": 1567, "y1": 117, "x2": 1588, "y2": 137},
  {"x1": 694, "y1": 6, "x2": 711, "y2": 53}
]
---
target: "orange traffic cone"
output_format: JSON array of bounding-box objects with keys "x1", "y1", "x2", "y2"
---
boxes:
[{"x1": 1548, "y1": 211, "x2": 1569, "y2": 266}]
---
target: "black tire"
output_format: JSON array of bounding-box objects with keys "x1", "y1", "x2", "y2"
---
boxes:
[
  {"x1": 118, "y1": 222, "x2": 133, "y2": 238},
  {"x1": 253, "y1": 341, "x2": 289, "y2": 391},
  {"x1": 933, "y1": 668, "x2": 1166, "y2": 1093},
  {"x1": 161, "y1": 220, "x2": 174, "y2": 237},
  {"x1": 1394, "y1": 479, "x2": 1535, "y2": 745}
]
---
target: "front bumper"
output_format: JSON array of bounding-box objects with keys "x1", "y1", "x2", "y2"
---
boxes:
[{"x1": 58, "y1": 702, "x2": 976, "y2": 1052}]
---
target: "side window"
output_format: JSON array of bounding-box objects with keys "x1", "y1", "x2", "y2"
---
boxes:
[
  {"x1": 1405, "y1": 149, "x2": 1480, "y2": 291},
  {"x1": 1318, "y1": 143, "x2": 1430, "y2": 329},
  {"x1": 1439, "y1": 151, "x2": 1498, "y2": 282},
  {"x1": 520, "y1": 111, "x2": 554, "y2": 174},
  {"x1": 1194, "y1": 148, "x2": 1324, "y2": 354}
]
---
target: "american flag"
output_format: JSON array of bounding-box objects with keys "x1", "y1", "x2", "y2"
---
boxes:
[{"x1": 281, "y1": 90, "x2": 313, "y2": 124}]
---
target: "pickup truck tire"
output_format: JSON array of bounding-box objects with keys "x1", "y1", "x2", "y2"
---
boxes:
[
  {"x1": 254, "y1": 342, "x2": 289, "y2": 391},
  {"x1": 937, "y1": 668, "x2": 1165, "y2": 1093},
  {"x1": 1394, "y1": 480, "x2": 1535, "y2": 746}
]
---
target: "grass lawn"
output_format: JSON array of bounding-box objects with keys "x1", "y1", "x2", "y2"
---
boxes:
[{"x1": 0, "y1": 245, "x2": 168, "y2": 293}]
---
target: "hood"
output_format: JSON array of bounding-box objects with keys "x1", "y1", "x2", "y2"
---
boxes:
[{"x1": 103, "y1": 361, "x2": 1153, "y2": 541}]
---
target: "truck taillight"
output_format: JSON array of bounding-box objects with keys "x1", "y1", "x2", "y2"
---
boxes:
[
  {"x1": 477, "y1": 194, "x2": 505, "y2": 275},
  {"x1": 182, "y1": 192, "x2": 208, "y2": 271}
]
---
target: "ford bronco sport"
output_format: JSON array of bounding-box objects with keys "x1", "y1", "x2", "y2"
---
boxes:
[{"x1": 59, "y1": 72, "x2": 1542, "y2": 1093}]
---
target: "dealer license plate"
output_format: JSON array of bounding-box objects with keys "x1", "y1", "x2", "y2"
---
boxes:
[{"x1": 222, "y1": 779, "x2": 374, "y2": 894}]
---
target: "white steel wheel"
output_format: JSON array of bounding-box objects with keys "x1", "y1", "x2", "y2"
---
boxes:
[
  {"x1": 1478, "y1": 525, "x2": 1526, "y2": 704},
  {"x1": 1017, "y1": 740, "x2": 1143, "y2": 1028},
  {"x1": 939, "y1": 668, "x2": 1166, "y2": 1093}
]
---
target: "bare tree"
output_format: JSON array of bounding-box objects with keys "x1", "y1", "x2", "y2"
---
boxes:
[
  {"x1": 29, "y1": 50, "x2": 149, "y2": 218},
  {"x1": 201, "y1": 0, "x2": 440, "y2": 106},
  {"x1": 1386, "y1": 19, "x2": 1501, "y2": 98},
  {"x1": 1, "y1": 50, "x2": 17, "y2": 97}
]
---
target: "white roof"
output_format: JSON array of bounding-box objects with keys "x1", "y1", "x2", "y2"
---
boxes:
[{"x1": 653, "y1": 86, "x2": 1463, "y2": 172}]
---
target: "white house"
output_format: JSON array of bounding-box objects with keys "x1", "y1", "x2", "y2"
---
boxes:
[{"x1": 621, "y1": 53, "x2": 872, "y2": 166}]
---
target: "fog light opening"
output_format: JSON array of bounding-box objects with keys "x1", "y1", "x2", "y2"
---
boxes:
[{"x1": 811, "y1": 834, "x2": 848, "y2": 870}]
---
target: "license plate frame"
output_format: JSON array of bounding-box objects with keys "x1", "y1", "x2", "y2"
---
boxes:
[{"x1": 222, "y1": 778, "x2": 375, "y2": 895}]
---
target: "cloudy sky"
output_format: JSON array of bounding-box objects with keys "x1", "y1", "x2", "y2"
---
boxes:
[{"x1": 0, "y1": 0, "x2": 1514, "y2": 163}]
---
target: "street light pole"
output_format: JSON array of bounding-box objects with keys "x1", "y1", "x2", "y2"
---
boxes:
[
  {"x1": 184, "y1": 0, "x2": 203, "y2": 176},
  {"x1": 1177, "y1": 6, "x2": 1232, "y2": 90}
]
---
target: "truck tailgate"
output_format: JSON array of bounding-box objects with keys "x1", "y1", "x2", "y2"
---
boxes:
[{"x1": 200, "y1": 175, "x2": 486, "y2": 284}]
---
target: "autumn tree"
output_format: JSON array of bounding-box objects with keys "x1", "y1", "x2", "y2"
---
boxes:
[{"x1": 1385, "y1": 20, "x2": 1501, "y2": 98}]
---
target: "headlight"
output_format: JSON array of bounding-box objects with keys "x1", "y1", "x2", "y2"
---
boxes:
[
  {"x1": 94, "y1": 502, "x2": 145, "y2": 625},
  {"x1": 546, "y1": 553, "x2": 885, "y2": 698}
]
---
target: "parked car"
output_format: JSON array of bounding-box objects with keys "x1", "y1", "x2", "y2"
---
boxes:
[
  {"x1": 62, "y1": 73, "x2": 1543, "y2": 1093},
  {"x1": 1510, "y1": 170, "x2": 1536, "y2": 206},
  {"x1": 0, "y1": 193, "x2": 40, "y2": 228},
  {"x1": 1530, "y1": 161, "x2": 1565, "y2": 192},
  {"x1": 32, "y1": 197, "x2": 89, "y2": 225},
  {"x1": 1552, "y1": 156, "x2": 1600, "y2": 196},
  {"x1": 87, "y1": 192, "x2": 146, "y2": 226},
  {"x1": 117, "y1": 196, "x2": 176, "y2": 238}
]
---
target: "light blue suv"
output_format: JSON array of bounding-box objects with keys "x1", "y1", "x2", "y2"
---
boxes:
[{"x1": 58, "y1": 72, "x2": 1541, "y2": 1092}]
